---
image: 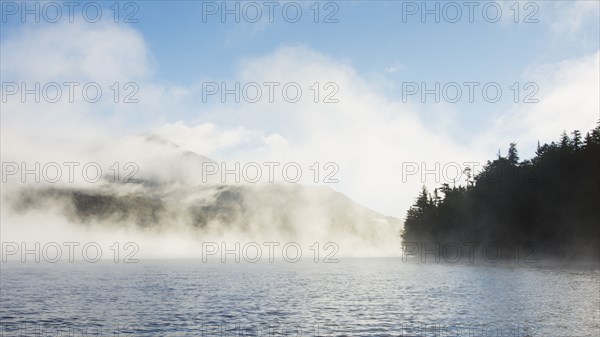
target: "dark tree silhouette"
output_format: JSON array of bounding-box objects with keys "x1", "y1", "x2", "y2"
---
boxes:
[
  {"x1": 401, "y1": 123, "x2": 600, "y2": 261},
  {"x1": 508, "y1": 142, "x2": 519, "y2": 165}
]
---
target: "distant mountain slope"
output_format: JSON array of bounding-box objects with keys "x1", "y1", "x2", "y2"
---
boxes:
[
  {"x1": 2, "y1": 134, "x2": 402, "y2": 256},
  {"x1": 11, "y1": 183, "x2": 400, "y2": 238}
]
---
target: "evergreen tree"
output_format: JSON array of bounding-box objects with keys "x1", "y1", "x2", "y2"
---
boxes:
[
  {"x1": 572, "y1": 130, "x2": 582, "y2": 150},
  {"x1": 560, "y1": 131, "x2": 570, "y2": 148},
  {"x1": 508, "y1": 142, "x2": 519, "y2": 165},
  {"x1": 401, "y1": 124, "x2": 600, "y2": 261}
]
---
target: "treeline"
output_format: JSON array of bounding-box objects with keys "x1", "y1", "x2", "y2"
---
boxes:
[{"x1": 401, "y1": 123, "x2": 600, "y2": 260}]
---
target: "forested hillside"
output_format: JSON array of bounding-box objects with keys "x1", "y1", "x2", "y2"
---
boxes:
[{"x1": 402, "y1": 123, "x2": 600, "y2": 260}]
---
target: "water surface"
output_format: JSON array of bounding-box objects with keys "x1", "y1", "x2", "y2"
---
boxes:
[{"x1": 1, "y1": 259, "x2": 599, "y2": 336}]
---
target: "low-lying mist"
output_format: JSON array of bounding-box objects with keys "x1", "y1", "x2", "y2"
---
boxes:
[{"x1": 1, "y1": 135, "x2": 402, "y2": 259}]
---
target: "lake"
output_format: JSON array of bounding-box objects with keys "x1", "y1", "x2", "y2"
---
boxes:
[{"x1": 1, "y1": 259, "x2": 599, "y2": 336}]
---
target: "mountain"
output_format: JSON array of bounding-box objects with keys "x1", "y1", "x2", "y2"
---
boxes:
[{"x1": 2, "y1": 135, "x2": 402, "y2": 257}]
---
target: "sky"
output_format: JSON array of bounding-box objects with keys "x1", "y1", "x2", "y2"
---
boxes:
[{"x1": 1, "y1": 0, "x2": 599, "y2": 218}]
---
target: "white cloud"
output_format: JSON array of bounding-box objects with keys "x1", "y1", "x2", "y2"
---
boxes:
[
  {"x1": 522, "y1": 51, "x2": 599, "y2": 139},
  {"x1": 153, "y1": 121, "x2": 261, "y2": 158},
  {"x1": 384, "y1": 64, "x2": 403, "y2": 74},
  {"x1": 481, "y1": 50, "x2": 600, "y2": 156},
  {"x1": 1, "y1": 22, "x2": 152, "y2": 83},
  {"x1": 160, "y1": 45, "x2": 485, "y2": 216},
  {"x1": 2, "y1": 22, "x2": 598, "y2": 220},
  {"x1": 549, "y1": 1, "x2": 600, "y2": 35}
]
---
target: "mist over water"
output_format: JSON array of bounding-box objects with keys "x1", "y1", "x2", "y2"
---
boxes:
[
  {"x1": 1, "y1": 135, "x2": 402, "y2": 259},
  {"x1": 2, "y1": 2, "x2": 599, "y2": 336}
]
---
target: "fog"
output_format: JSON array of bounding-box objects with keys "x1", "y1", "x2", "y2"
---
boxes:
[{"x1": 1, "y1": 134, "x2": 402, "y2": 259}]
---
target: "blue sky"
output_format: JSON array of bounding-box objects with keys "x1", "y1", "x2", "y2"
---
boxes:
[
  {"x1": 3, "y1": 1, "x2": 593, "y2": 87},
  {"x1": 1, "y1": 1, "x2": 599, "y2": 216},
  {"x1": 135, "y1": 1, "x2": 593, "y2": 85}
]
